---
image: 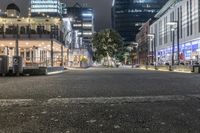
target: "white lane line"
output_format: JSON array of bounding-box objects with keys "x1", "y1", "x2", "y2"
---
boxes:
[
  {"x1": 0, "y1": 99, "x2": 34, "y2": 107},
  {"x1": 188, "y1": 94, "x2": 200, "y2": 99},
  {"x1": 47, "y1": 70, "x2": 65, "y2": 75},
  {"x1": 0, "y1": 94, "x2": 199, "y2": 107},
  {"x1": 46, "y1": 95, "x2": 187, "y2": 105}
]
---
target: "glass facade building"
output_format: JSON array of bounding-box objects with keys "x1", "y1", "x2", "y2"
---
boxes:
[
  {"x1": 112, "y1": 0, "x2": 168, "y2": 43},
  {"x1": 31, "y1": 0, "x2": 67, "y2": 16},
  {"x1": 67, "y1": 3, "x2": 94, "y2": 49}
]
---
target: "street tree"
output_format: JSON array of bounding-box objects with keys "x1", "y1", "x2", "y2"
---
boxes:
[{"x1": 92, "y1": 29, "x2": 124, "y2": 66}]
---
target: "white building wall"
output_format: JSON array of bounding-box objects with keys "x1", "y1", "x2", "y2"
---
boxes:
[{"x1": 150, "y1": 0, "x2": 200, "y2": 64}]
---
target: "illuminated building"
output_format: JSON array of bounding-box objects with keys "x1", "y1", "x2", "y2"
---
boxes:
[
  {"x1": 31, "y1": 0, "x2": 67, "y2": 16},
  {"x1": 112, "y1": 0, "x2": 168, "y2": 43},
  {"x1": 150, "y1": 0, "x2": 200, "y2": 65},
  {"x1": 66, "y1": 3, "x2": 94, "y2": 49},
  {"x1": 0, "y1": 1, "x2": 93, "y2": 68},
  {"x1": 0, "y1": 3, "x2": 70, "y2": 67}
]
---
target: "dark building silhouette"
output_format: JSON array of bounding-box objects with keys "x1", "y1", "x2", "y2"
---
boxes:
[{"x1": 112, "y1": 0, "x2": 168, "y2": 43}]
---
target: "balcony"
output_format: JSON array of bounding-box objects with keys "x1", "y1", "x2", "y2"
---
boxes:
[{"x1": 0, "y1": 27, "x2": 63, "y2": 42}]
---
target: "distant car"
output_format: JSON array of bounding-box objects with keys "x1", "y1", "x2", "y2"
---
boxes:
[
  {"x1": 134, "y1": 64, "x2": 140, "y2": 68},
  {"x1": 165, "y1": 63, "x2": 170, "y2": 66},
  {"x1": 115, "y1": 62, "x2": 122, "y2": 67}
]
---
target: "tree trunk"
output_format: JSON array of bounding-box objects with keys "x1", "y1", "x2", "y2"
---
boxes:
[{"x1": 107, "y1": 52, "x2": 110, "y2": 67}]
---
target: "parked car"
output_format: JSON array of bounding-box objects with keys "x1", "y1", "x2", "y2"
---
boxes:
[{"x1": 115, "y1": 61, "x2": 122, "y2": 68}]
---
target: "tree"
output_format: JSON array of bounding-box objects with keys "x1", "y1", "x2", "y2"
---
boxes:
[{"x1": 92, "y1": 29, "x2": 124, "y2": 66}]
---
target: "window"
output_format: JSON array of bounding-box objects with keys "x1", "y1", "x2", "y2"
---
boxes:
[
  {"x1": 164, "y1": 16, "x2": 167, "y2": 44},
  {"x1": 199, "y1": 0, "x2": 200, "y2": 32},
  {"x1": 154, "y1": 23, "x2": 158, "y2": 47},
  {"x1": 190, "y1": 0, "x2": 193, "y2": 35},
  {"x1": 180, "y1": 6, "x2": 183, "y2": 38},
  {"x1": 170, "y1": 11, "x2": 174, "y2": 41},
  {"x1": 159, "y1": 20, "x2": 162, "y2": 46},
  {"x1": 187, "y1": 1, "x2": 189, "y2": 36}
]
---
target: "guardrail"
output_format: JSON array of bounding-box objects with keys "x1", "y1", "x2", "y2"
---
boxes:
[{"x1": 0, "y1": 34, "x2": 62, "y2": 42}]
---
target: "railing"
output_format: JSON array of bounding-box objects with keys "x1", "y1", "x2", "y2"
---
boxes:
[
  {"x1": 0, "y1": 33, "x2": 63, "y2": 42},
  {"x1": 8, "y1": 57, "x2": 66, "y2": 67}
]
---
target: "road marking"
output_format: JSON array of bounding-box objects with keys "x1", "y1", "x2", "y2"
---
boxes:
[
  {"x1": 47, "y1": 70, "x2": 65, "y2": 75},
  {"x1": 139, "y1": 68, "x2": 192, "y2": 73},
  {"x1": 0, "y1": 95, "x2": 200, "y2": 107},
  {"x1": 0, "y1": 99, "x2": 34, "y2": 107},
  {"x1": 189, "y1": 94, "x2": 200, "y2": 99},
  {"x1": 46, "y1": 95, "x2": 188, "y2": 105}
]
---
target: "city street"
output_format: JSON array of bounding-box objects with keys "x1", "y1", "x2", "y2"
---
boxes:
[{"x1": 0, "y1": 68, "x2": 200, "y2": 132}]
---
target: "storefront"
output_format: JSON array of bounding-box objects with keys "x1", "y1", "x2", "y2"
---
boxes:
[
  {"x1": 0, "y1": 40, "x2": 68, "y2": 67},
  {"x1": 157, "y1": 39, "x2": 200, "y2": 65}
]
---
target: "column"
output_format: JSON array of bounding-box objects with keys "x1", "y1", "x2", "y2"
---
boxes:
[
  {"x1": 51, "y1": 40, "x2": 54, "y2": 67},
  {"x1": 15, "y1": 25, "x2": 19, "y2": 56}
]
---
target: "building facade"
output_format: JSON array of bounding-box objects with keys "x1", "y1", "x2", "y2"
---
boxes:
[
  {"x1": 150, "y1": 0, "x2": 200, "y2": 65},
  {"x1": 136, "y1": 19, "x2": 153, "y2": 65},
  {"x1": 0, "y1": 1, "x2": 93, "y2": 68},
  {"x1": 112, "y1": 0, "x2": 168, "y2": 43},
  {"x1": 67, "y1": 3, "x2": 94, "y2": 49},
  {"x1": 31, "y1": 0, "x2": 67, "y2": 16},
  {"x1": 0, "y1": 0, "x2": 29, "y2": 17},
  {"x1": 0, "y1": 4, "x2": 69, "y2": 67}
]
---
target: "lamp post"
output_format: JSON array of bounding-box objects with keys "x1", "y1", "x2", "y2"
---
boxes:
[
  {"x1": 15, "y1": 24, "x2": 19, "y2": 56},
  {"x1": 167, "y1": 21, "x2": 180, "y2": 65},
  {"x1": 171, "y1": 28, "x2": 175, "y2": 67},
  {"x1": 129, "y1": 42, "x2": 138, "y2": 68},
  {"x1": 148, "y1": 33, "x2": 156, "y2": 69}
]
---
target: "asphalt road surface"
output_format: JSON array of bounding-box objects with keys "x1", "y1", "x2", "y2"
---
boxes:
[{"x1": 0, "y1": 68, "x2": 200, "y2": 133}]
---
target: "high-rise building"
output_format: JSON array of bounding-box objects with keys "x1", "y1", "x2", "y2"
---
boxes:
[
  {"x1": 31, "y1": 0, "x2": 67, "y2": 16},
  {"x1": 66, "y1": 3, "x2": 94, "y2": 49},
  {"x1": 112, "y1": 0, "x2": 168, "y2": 43}
]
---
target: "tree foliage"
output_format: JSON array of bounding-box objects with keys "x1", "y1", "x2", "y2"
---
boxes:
[{"x1": 92, "y1": 29, "x2": 124, "y2": 62}]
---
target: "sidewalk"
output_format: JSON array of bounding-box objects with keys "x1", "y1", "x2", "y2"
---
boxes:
[{"x1": 139, "y1": 65, "x2": 192, "y2": 73}]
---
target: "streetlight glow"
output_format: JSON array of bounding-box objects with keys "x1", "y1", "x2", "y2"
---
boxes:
[
  {"x1": 147, "y1": 34, "x2": 155, "y2": 38},
  {"x1": 167, "y1": 21, "x2": 180, "y2": 65}
]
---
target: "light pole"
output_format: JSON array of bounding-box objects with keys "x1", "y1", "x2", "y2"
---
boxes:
[
  {"x1": 129, "y1": 42, "x2": 138, "y2": 68},
  {"x1": 167, "y1": 21, "x2": 179, "y2": 65},
  {"x1": 134, "y1": 42, "x2": 139, "y2": 65},
  {"x1": 171, "y1": 28, "x2": 175, "y2": 67},
  {"x1": 148, "y1": 34, "x2": 156, "y2": 69}
]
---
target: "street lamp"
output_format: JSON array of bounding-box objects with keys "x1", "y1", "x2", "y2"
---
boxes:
[
  {"x1": 167, "y1": 21, "x2": 180, "y2": 66},
  {"x1": 148, "y1": 34, "x2": 156, "y2": 65},
  {"x1": 133, "y1": 42, "x2": 139, "y2": 65},
  {"x1": 128, "y1": 42, "x2": 138, "y2": 68}
]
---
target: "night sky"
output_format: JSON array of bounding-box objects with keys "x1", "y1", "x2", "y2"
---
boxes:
[{"x1": 63, "y1": 0, "x2": 113, "y2": 31}]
